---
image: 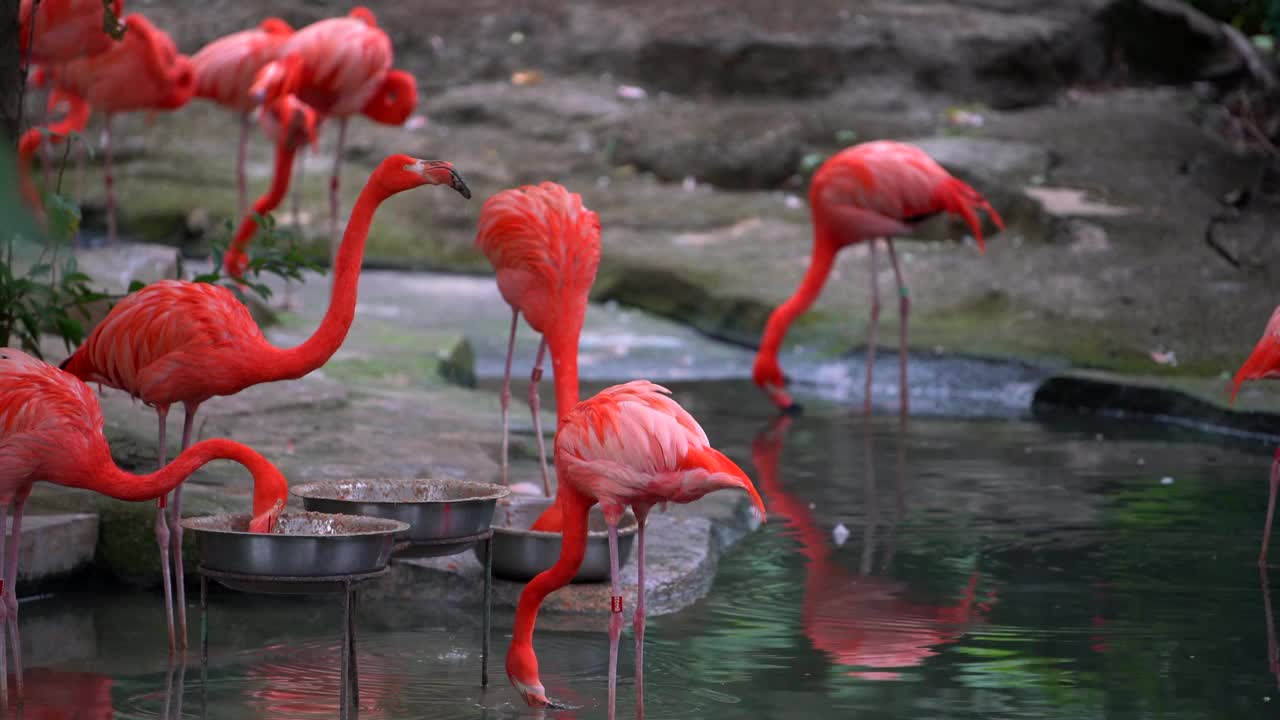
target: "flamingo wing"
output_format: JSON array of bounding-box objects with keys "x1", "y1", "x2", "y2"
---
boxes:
[
  {"x1": 281, "y1": 17, "x2": 392, "y2": 116},
  {"x1": 192, "y1": 27, "x2": 291, "y2": 110},
  {"x1": 65, "y1": 281, "x2": 263, "y2": 404},
  {"x1": 1232, "y1": 305, "x2": 1280, "y2": 401},
  {"x1": 0, "y1": 349, "x2": 102, "y2": 485}
]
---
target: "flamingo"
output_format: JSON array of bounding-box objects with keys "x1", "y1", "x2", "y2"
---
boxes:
[
  {"x1": 506, "y1": 380, "x2": 766, "y2": 712},
  {"x1": 47, "y1": 13, "x2": 195, "y2": 244},
  {"x1": 60, "y1": 154, "x2": 471, "y2": 651},
  {"x1": 751, "y1": 416, "x2": 989, "y2": 680},
  {"x1": 265, "y1": 7, "x2": 419, "y2": 268},
  {"x1": 19, "y1": 0, "x2": 122, "y2": 65},
  {"x1": 17, "y1": 86, "x2": 91, "y2": 212},
  {"x1": 0, "y1": 348, "x2": 287, "y2": 701},
  {"x1": 190, "y1": 17, "x2": 294, "y2": 220},
  {"x1": 222, "y1": 94, "x2": 319, "y2": 297},
  {"x1": 752, "y1": 140, "x2": 1004, "y2": 415},
  {"x1": 475, "y1": 183, "x2": 601, "y2": 496},
  {"x1": 1229, "y1": 305, "x2": 1280, "y2": 565}
]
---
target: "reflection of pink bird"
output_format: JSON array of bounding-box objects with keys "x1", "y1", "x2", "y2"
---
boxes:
[
  {"x1": 223, "y1": 95, "x2": 319, "y2": 280},
  {"x1": 1229, "y1": 306, "x2": 1280, "y2": 565},
  {"x1": 476, "y1": 183, "x2": 601, "y2": 496},
  {"x1": 751, "y1": 416, "x2": 988, "y2": 679},
  {"x1": 49, "y1": 13, "x2": 196, "y2": 244},
  {"x1": 507, "y1": 381, "x2": 766, "y2": 713},
  {"x1": 19, "y1": 0, "x2": 122, "y2": 64},
  {"x1": 11, "y1": 668, "x2": 113, "y2": 719},
  {"x1": 60, "y1": 155, "x2": 470, "y2": 652},
  {"x1": 191, "y1": 18, "x2": 295, "y2": 219},
  {"x1": 0, "y1": 348, "x2": 288, "y2": 694},
  {"x1": 17, "y1": 87, "x2": 91, "y2": 211},
  {"x1": 753, "y1": 141, "x2": 1004, "y2": 414},
  {"x1": 268, "y1": 7, "x2": 419, "y2": 265}
]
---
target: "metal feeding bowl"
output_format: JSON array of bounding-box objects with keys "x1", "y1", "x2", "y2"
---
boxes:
[
  {"x1": 291, "y1": 478, "x2": 509, "y2": 558},
  {"x1": 484, "y1": 497, "x2": 638, "y2": 583},
  {"x1": 183, "y1": 512, "x2": 408, "y2": 593}
]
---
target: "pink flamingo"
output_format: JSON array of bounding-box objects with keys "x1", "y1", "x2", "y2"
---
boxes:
[
  {"x1": 60, "y1": 154, "x2": 470, "y2": 651},
  {"x1": 222, "y1": 94, "x2": 319, "y2": 284},
  {"x1": 264, "y1": 7, "x2": 419, "y2": 266},
  {"x1": 17, "y1": 87, "x2": 91, "y2": 212},
  {"x1": 752, "y1": 140, "x2": 1004, "y2": 414},
  {"x1": 47, "y1": 13, "x2": 195, "y2": 244},
  {"x1": 19, "y1": 0, "x2": 122, "y2": 65},
  {"x1": 1229, "y1": 305, "x2": 1280, "y2": 565},
  {"x1": 475, "y1": 183, "x2": 601, "y2": 496},
  {"x1": 190, "y1": 17, "x2": 295, "y2": 220},
  {"x1": 506, "y1": 380, "x2": 766, "y2": 713},
  {"x1": 0, "y1": 348, "x2": 287, "y2": 700}
]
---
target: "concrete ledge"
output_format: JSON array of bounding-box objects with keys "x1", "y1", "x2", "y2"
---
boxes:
[
  {"x1": 15, "y1": 514, "x2": 98, "y2": 588},
  {"x1": 366, "y1": 493, "x2": 761, "y2": 628}
]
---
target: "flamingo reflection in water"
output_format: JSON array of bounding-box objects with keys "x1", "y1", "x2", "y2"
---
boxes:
[
  {"x1": 751, "y1": 415, "x2": 994, "y2": 679},
  {"x1": 9, "y1": 668, "x2": 113, "y2": 719},
  {"x1": 241, "y1": 641, "x2": 409, "y2": 719}
]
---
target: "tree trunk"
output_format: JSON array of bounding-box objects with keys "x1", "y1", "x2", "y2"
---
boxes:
[{"x1": 0, "y1": 0, "x2": 20, "y2": 148}]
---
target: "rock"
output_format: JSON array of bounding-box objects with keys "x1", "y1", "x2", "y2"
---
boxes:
[
  {"x1": 72, "y1": 242, "x2": 179, "y2": 295},
  {"x1": 429, "y1": 79, "x2": 625, "y2": 141},
  {"x1": 610, "y1": 104, "x2": 806, "y2": 189},
  {"x1": 1097, "y1": 0, "x2": 1242, "y2": 84}
]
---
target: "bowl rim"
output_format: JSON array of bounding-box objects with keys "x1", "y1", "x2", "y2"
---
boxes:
[
  {"x1": 289, "y1": 478, "x2": 511, "y2": 504},
  {"x1": 492, "y1": 499, "x2": 640, "y2": 539},
  {"x1": 181, "y1": 511, "x2": 410, "y2": 538}
]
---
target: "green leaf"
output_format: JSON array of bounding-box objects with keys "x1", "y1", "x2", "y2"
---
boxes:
[{"x1": 127, "y1": 280, "x2": 147, "y2": 293}]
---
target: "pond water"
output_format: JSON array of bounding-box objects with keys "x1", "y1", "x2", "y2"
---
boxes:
[{"x1": 9, "y1": 380, "x2": 1280, "y2": 720}]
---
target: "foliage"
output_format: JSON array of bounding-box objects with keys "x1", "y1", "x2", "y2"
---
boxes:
[
  {"x1": 178, "y1": 213, "x2": 324, "y2": 304},
  {"x1": 0, "y1": 141, "x2": 109, "y2": 358},
  {"x1": 1188, "y1": 0, "x2": 1279, "y2": 37}
]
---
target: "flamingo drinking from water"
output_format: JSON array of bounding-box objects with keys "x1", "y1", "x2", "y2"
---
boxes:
[
  {"x1": 264, "y1": 7, "x2": 419, "y2": 269},
  {"x1": 506, "y1": 380, "x2": 766, "y2": 713},
  {"x1": 476, "y1": 183, "x2": 601, "y2": 496},
  {"x1": 46, "y1": 13, "x2": 195, "y2": 244},
  {"x1": 1229, "y1": 305, "x2": 1280, "y2": 565},
  {"x1": 0, "y1": 348, "x2": 287, "y2": 699},
  {"x1": 752, "y1": 140, "x2": 1004, "y2": 415},
  {"x1": 190, "y1": 17, "x2": 295, "y2": 220},
  {"x1": 60, "y1": 154, "x2": 470, "y2": 651}
]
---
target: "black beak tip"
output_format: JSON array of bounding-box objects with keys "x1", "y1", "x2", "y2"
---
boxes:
[
  {"x1": 781, "y1": 401, "x2": 805, "y2": 417},
  {"x1": 450, "y1": 170, "x2": 471, "y2": 199}
]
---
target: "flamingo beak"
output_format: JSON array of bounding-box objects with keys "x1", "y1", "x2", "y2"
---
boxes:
[{"x1": 445, "y1": 167, "x2": 471, "y2": 199}]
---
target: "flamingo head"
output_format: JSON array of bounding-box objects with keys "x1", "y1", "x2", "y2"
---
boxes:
[
  {"x1": 158, "y1": 56, "x2": 197, "y2": 110},
  {"x1": 752, "y1": 354, "x2": 799, "y2": 414},
  {"x1": 361, "y1": 70, "x2": 418, "y2": 126},
  {"x1": 349, "y1": 6, "x2": 377, "y2": 26},
  {"x1": 270, "y1": 95, "x2": 319, "y2": 151},
  {"x1": 258, "y1": 17, "x2": 293, "y2": 35},
  {"x1": 247, "y1": 461, "x2": 288, "y2": 534},
  {"x1": 249, "y1": 498, "x2": 285, "y2": 534},
  {"x1": 376, "y1": 155, "x2": 471, "y2": 199},
  {"x1": 506, "y1": 644, "x2": 565, "y2": 708}
]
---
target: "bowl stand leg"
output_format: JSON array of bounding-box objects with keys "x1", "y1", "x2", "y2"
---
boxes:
[{"x1": 482, "y1": 535, "x2": 493, "y2": 687}]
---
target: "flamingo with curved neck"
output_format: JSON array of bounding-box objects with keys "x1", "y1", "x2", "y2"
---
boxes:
[
  {"x1": 475, "y1": 182, "x2": 601, "y2": 497},
  {"x1": 1, "y1": 348, "x2": 287, "y2": 699},
  {"x1": 61, "y1": 154, "x2": 470, "y2": 652},
  {"x1": 17, "y1": 88, "x2": 91, "y2": 213},
  {"x1": 507, "y1": 381, "x2": 766, "y2": 712},
  {"x1": 752, "y1": 140, "x2": 1003, "y2": 415}
]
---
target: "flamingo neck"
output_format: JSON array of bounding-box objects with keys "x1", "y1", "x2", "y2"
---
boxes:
[
  {"x1": 546, "y1": 320, "x2": 583, "y2": 419},
  {"x1": 225, "y1": 144, "x2": 299, "y2": 278},
  {"x1": 266, "y1": 177, "x2": 391, "y2": 379},
  {"x1": 758, "y1": 233, "x2": 838, "y2": 364},
  {"x1": 511, "y1": 487, "x2": 592, "y2": 650},
  {"x1": 65, "y1": 439, "x2": 287, "y2": 517}
]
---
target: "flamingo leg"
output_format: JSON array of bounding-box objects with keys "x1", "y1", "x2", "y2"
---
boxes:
[
  {"x1": 290, "y1": 148, "x2": 304, "y2": 226},
  {"x1": 607, "y1": 519, "x2": 624, "y2": 720},
  {"x1": 884, "y1": 239, "x2": 910, "y2": 417},
  {"x1": 236, "y1": 112, "x2": 250, "y2": 221},
  {"x1": 633, "y1": 507, "x2": 650, "y2": 719},
  {"x1": 155, "y1": 408, "x2": 177, "y2": 653},
  {"x1": 104, "y1": 114, "x2": 117, "y2": 245},
  {"x1": 5, "y1": 488, "x2": 27, "y2": 703},
  {"x1": 863, "y1": 239, "x2": 880, "y2": 414},
  {"x1": 1260, "y1": 450, "x2": 1280, "y2": 566},
  {"x1": 329, "y1": 118, "x2": 348, "y2": 276},
  {"x1": 528, "y1": 337, "x2": 553, "y2": 497},
  {"x1": 169, "y1": 406, "x2": 197, "y2": 650},
  {"x1": 1262, "y1": 565, "x2": 1279, "y2": 688},
  {"x1": 499, "y1": 309, "x2": 518, "y2": 487}
]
